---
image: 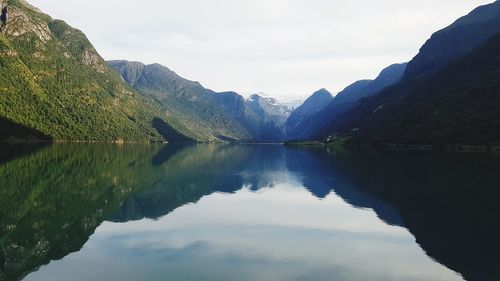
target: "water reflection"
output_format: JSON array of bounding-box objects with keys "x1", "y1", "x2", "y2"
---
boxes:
[{"x1": 0, "y1": 144, "x2": 498, "y2": 281}]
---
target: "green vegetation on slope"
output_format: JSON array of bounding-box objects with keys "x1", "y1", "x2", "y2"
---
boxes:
[
  {"x1": 0, "y1": 0, "x2": 190, "y2": 142},
  {"x1": 108, "y1": 61, "x2": 290, "y2": 142},
  {"x1": 108, "y1": 60, "x2": 253, "y2": 142}
]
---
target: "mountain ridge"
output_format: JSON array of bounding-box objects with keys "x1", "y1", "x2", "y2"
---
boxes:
[
  {"x1": 306, "y1": 1, "x2": 500, "y2": 146},
  {"x1": 287, "y1": 63, "x2": 407, "y2": 140},
  {"x1": 313, "y1": 33, "x2": 500, "y2": 145},
  {"x1": 109, "y1": 60, "x2": 291, "y2": 142},
  {"x1": 404, "y1": 0, "x2": 500, "y2": 79},
  {"x1": 2, "y1": 0, "x2": 500, "y2": 146}
]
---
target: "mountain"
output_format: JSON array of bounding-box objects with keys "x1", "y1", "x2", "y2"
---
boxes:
[
  {"x1": 285, "y1": 88, "x2": 333, "y2": 140},
  {"x1": 213, "y1": 92, "x2": 286, "y2": 142},
  {"x1": 245, "y1": 93, "x2": 292, "y2": 141},
  {"x1": 314, "y1": 33, "x2": 500, "y2": 146},
  {"x1": 288, "y1": 63, "x2": 407, "y2": 140},
  {"x1": 309, "y1": 2, "x2": 500, "y2": 146},
  {"x1": 108, "y1": 60, "x2": 253, "y2": 142},
  {"x1": 0, "y1": 0, "x2": 191, "y2": 142},
  {"x1": 246, "y1": 93, "x2": 291, "y2": 126},
  {"x1": 109, "y1": 61, "x2": 289, "y2": 142},
  {"x1": 404, "y1": 0, "x2": 500, "y2": 79}
]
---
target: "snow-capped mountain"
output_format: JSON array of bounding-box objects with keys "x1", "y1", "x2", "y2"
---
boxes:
[{"x1": 246, "y1": 93, "x2": 293, "y2": 127}]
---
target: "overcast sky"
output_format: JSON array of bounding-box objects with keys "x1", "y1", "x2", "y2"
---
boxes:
[{"x1": 30, "y1": 0, "x2": 493, "y2": 101}]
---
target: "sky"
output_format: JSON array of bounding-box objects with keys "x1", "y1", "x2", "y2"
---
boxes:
[{"x1": 30, "y1": 0, "x2": 493, "y2": 101}]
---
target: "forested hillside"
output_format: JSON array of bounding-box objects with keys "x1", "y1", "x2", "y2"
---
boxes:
[{"x1": 0, "y1": 0, "x2": 191, "y2": 142}]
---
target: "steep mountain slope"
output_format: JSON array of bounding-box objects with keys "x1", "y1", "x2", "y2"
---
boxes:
[
  {"x1": 246, "y1": 94, "x2": 291, "y2": 126},
  {"x1": 405, "y1": 0, "x2": 500, "y2": 79},
  {"x1": 309, "y1": 2, "x2": 500, "y2": 146},
  {"x1": 0, "y1": 0, "x2": 189, "y2": 142},
  {"x1": 213, "y1": 92, "x2": 286, "y2": 142},
  {"x1": 289, "y1": 63, "x2": 407, "y2": 140},
  {"x1": 285, "y1": 88, "x2": 333, "y2": 140},
  {"x1": 108, "y1": 60, "x2": 252, "y2": 142},
  {"x1": 245, "y1": 93, "x2": 291, "y2": 141},
  {"x1": 315, "y1": 33, "x2": 500, "y2": 145}
]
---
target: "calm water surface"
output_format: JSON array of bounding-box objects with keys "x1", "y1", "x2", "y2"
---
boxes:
[{"x1": 1, "y1": 144, "x2": 499, "y2": 281}]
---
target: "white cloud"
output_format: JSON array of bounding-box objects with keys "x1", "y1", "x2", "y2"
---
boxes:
[{"x1": 30, "y1": 0, "x2": 494, "y2": 100}]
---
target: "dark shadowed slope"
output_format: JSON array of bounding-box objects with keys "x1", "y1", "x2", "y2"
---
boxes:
[
  {"x1": 285, "y1": 88, "x2": 333, "y2": 140},
  {"x1": 404, "y1": 0, "x2": 500, "y2": 79},
  {"x1": 308, "y1": 2, "x2": 500, "y2": 145},
  {"x1": 314, "y1": 33, "x2": 500, "y2": 145},
  {"x1": 290, "y1": 63, "x2": 407, "y2": 140}
]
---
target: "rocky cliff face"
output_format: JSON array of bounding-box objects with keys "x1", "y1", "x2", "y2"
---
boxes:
[
  {"x1": 1, "y1": 1, "x2": 7, "y2": 25},
  {"x1": 246, "y1": 93, "x2": 292, "y2": 127},
  {"x1": 0, "y1": 1, "x2": 51, "y2": 41}
]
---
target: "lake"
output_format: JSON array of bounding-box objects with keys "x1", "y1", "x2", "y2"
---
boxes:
[{"x1": 1, "y1": 144, "x2": 499, "y2": 281}]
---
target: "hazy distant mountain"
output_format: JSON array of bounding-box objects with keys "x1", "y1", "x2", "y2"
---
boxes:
[
  {"x1": 210, "y1": 92, "x2": 287, "y2": 142},
  {"x1": 246, "y1": 93, "x2": 292, "y2": 127},
  {"x1": 0, "y1": 0, "x2": 189, "y2": 142},
  {"x1": 281, "y1": 99, "x2": 306, "y2": 110},
  {"x1": 404, "y1": 1, "x2": 500, "y2": 79},
  {"x1": 285, "y1": 89, "x2": 333, "y2": 140},
  {"x1": 240, "y1": 93, "x2": 292, "y2": 141},
  {"x1": 288, "y1": 63, "x2": 407, "y2": 140}
]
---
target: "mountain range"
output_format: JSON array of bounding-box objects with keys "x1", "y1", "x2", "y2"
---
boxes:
[
  {"x1": 0, "y1": 0, "x2": 189, "y2": 143},
  {"x1": 0, "y1": 0, "x2": 291, "y2": 143},
  {"x1": 286, "y1": 63, "x2": 407, "y2": 141},
  {"x1": 1, "y1": 0, "x2": 500, "y2": 147},
  {"x1": 108, "y1": 60, "x2": 291, "y2": 142},
  {"x1": 298, "y1": 0, "x2": 500, "y2": 146}
]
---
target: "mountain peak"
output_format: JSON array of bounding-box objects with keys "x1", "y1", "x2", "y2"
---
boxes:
[
  {"x1": 378, "y1": 63, "x2": 408, "y2": 78},
  {"x1": 247, "y1": 93, "x2": 280, "y2": 106},
  {"x1": 311, "y1": 88, "x2": 332, "y2": 98},
  {"x1": 1, "y1": 0, "x2": 52, "y2": 41},
  {"x1": 248, "y1": 92, "x2": 271, "y2": 100},
  {"x1": 285, "y1": 88, "x2": 333, "y2": 140},
  {"x1": 108, "y1": 60, "x2": 205, "y2": 90},
  {"x1": 292, "y1": 89, "x2": 333, "y2": 116}
]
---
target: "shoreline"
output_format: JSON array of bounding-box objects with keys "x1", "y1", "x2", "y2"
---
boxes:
[
  {"x1": 3, "y1": 139, "x2": 500, "y2": 154},
  {"x1": 284, "y1": 141, "x2": 500, "y2": 154}
]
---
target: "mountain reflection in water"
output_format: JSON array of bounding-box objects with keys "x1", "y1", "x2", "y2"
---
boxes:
[{"x1": 0, "y1": 144, "x2": 499, "y2": 281}]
